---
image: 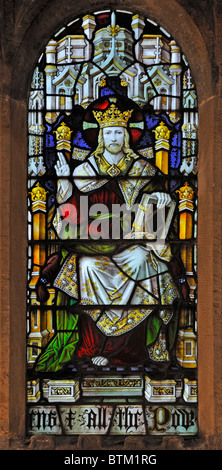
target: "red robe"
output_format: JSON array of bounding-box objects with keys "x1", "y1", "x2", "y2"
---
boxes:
[{"x1": 60, "y1": 181, "x2": 150, "y2": 364}]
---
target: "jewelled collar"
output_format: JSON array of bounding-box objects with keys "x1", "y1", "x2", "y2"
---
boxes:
[{"x1": 94, "y1": 153, "x2": 133, "y2": 177}]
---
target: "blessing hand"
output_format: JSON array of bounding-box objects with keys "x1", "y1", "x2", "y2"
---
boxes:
[{"x1": 54, "y1": 152, "x2": 70, "y2": 177}]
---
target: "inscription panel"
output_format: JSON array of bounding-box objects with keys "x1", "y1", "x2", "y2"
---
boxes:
[{"x1": 27, "y1": 404, "x2": 197, "y2": 435}]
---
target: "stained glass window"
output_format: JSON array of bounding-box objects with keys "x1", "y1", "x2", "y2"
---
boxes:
[{"x1": 27, "y1": 10, "x2": 198, "y2": 437}]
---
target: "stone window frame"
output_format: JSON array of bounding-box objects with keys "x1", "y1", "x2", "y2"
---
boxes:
[{"x1": 0, "y1": 0, "x2": 221, "y2": 449}]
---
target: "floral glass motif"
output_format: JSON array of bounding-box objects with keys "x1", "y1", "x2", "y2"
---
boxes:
[{"x1": 27, "y1": 10, "x2": 198, "y2": 436}]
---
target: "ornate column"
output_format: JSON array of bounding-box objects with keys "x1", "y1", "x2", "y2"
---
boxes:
[
  {"x1": 175, "y1": 181, "x2": 197, "y2": 368},
  {"x1": 131, "y1": 14, "x2": 145, "y2": 62},
  {"x1": 169, "y1": 40, "x2": 182, "y2": 113},
  {"x1": 177, "y1": 181, "x2": 194, "y2": 239},
  {"x1": 29, "y1": 182, "x2": 48, "y2": 272},
  {"x1": 45, "y1": 39, "x2": 58, "y2": 123},
  {"x1": 153, "y1": 121, "x2": 171, "y2": 174},
  {"x1": 82, "y1": 14, "x2": 96, "y2": 40},
  {"x1": 176, "y1": 181, "x2": 197, "y2": 299},
  {"x1": 27, "y1": 182, "x2": 55, "y2": 368}
]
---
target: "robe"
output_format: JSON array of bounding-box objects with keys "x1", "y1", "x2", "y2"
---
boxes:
[{"x1": 35, "y1": 153, "x2": 182, "y2": 371}]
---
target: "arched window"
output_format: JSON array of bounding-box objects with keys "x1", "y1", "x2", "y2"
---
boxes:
[{"x1": 26, "y1": 9, "x2": 198, "y2": 437}]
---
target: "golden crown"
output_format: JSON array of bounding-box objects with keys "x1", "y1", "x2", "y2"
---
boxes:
[
  {"x1": 93, "y1": 104, "x2": 133, "y2": 128},
  {"x1": 153, "y1": 121, "x2": 171, "y2": 140},
  {"x1": 176, "y1": 181, "x2": 195, "y2": 201},
  {"x1": 54, "y1": 122, "x2": 73, "y2": 141},
  {"x1": 29, "y1": 182, "x2": 48, "y2": 202}
]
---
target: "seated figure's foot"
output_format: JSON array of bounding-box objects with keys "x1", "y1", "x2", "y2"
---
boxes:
[{"x1": 91, "y1": 356, "x2": 109, "y2": 366}]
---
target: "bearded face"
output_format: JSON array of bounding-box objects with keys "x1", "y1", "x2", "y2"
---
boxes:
[{"x1": 103, "y1": 126, "x2": 125, "y2": 154}]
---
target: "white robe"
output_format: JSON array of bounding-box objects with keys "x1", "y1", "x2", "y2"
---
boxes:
[{"x1": 53, "y1": 156, "x2": 179, "y2": 337}]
